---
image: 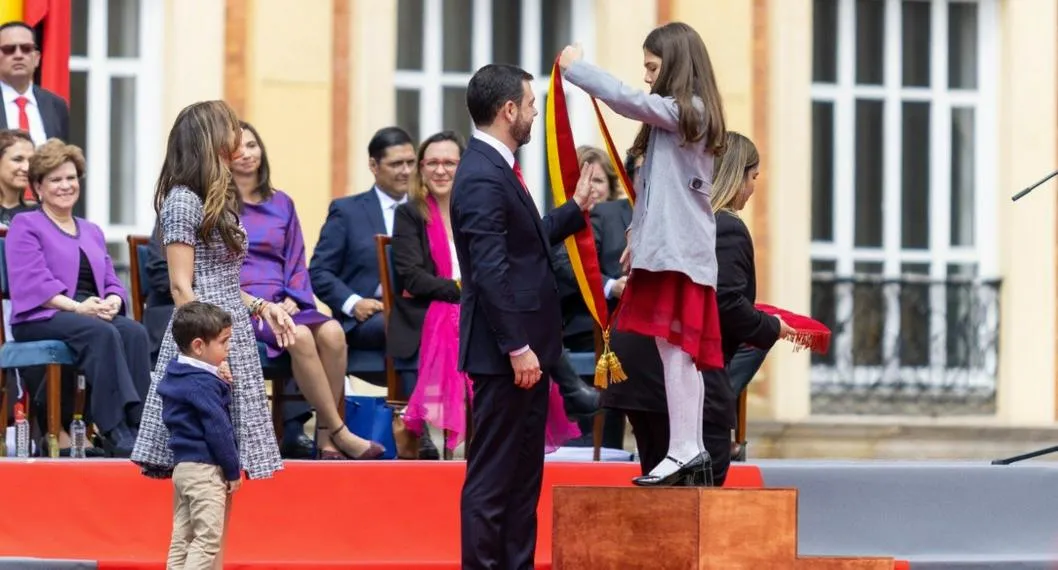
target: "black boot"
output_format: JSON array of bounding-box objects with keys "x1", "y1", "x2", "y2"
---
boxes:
[
  {"x1": 552, "y1": 352, "x2": 599, "y2": 417},
  {"x1": 418, "y1": 427, "x2": 440, "y2": 460}
]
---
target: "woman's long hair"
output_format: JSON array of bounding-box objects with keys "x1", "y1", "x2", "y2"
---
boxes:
[
  {"x1": 410, "y1": 130, "x2": 465, "y2": 223},
  {"x1": 237, "y1": 121, "x2": 274, "y2": 202},
  {"x1": 152, "y1": 100, "x2": 244, "y2": 253},
  {"x1": 0, "y1": 129, "x2": 33, "y2": 205},
  {"x1": 629, "y1": 22, "x2": 726, "y2": 158},
  {"x1": 710, "y1": 132, "x2": 759, "y2": 214}
]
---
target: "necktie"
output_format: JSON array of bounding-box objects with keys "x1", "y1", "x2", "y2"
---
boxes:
[
  {"x1": 512, "y1": 161, "x2": 529, "y2": 194},
  {"x1": 14, "y1": 96, "x2": 29, "y2": 132}
]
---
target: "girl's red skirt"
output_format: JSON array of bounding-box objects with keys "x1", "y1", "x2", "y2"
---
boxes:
[{"x1": 615, "y1": 269, "x2": 724, "y2": 371}]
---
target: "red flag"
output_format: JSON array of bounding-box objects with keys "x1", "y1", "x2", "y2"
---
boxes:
[{"x1": 24, "y1": 0, "x2": 69, "y2": 103}]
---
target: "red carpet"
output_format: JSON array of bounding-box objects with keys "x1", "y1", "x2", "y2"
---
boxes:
[{"x1": 0, "y1": 459, "x2": 765, "y2": 568}]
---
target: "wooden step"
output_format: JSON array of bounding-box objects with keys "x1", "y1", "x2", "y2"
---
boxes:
[{"x1": 552, "y1": 487, "x2": 895, "y2": 570}]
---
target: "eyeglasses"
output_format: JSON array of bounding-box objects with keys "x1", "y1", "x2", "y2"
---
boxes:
[
  {"x1": 0, "y1": 43, "x2": 36, "y2": 56},
  {"x1": 422, "y1": 159, "x2": 459, "y2": 171}
]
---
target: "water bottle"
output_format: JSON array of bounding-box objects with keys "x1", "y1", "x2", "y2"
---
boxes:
[
  {"x1": 14, "y1": 403, "x2": 29, "y2": 458},
  {"x1": 70, "y1": 414, "x2": 87, "y2": 458}
]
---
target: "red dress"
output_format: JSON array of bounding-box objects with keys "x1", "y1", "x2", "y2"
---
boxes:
[{"x1": 616, "y1": 269, "x2": 724, "y2": 371}]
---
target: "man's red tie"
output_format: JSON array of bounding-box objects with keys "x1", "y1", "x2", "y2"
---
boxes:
[
  {"x1": 512, "y1": 161, "x2": 529, "y2": 194},
  {"x1": 14, "y1": 96, "x2": 29, "y2": 132}
]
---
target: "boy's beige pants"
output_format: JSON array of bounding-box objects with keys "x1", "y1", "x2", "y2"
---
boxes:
[{"x1": 166, "y1": 462, "x2": 233, "y2": 570}]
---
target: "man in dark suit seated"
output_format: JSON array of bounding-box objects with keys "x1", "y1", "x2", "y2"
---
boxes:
[
  {"x1": 309, "y1": 127, "x2": 439, "y2": 459},
  {"x1": 453, "y1": 63, "x2": 600, "y2": 570},
  {"x1": 0, "y1": 22, "x2": 69, "y2": 144},
  {"x1": 142, "y1": 234, "x2": 315, "y2": 459}
]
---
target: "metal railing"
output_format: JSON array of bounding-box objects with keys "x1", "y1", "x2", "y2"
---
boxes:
[{"x1": 809, "y1": 272, "x2": 1000, "y2": 416}]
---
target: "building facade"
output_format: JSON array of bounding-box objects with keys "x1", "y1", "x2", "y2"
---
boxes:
[{"x1": 77, "y1": 0, "x2": 1058, "y2": 443}]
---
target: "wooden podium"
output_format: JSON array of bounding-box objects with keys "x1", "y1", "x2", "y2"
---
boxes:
[{"x1": 552, "y1": 487, "x2": 895, "y2": 569}]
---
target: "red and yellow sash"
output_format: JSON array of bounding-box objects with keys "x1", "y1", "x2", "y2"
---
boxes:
[{"x1": 544, "y1": 58, "x2": 638, "y2": 388}]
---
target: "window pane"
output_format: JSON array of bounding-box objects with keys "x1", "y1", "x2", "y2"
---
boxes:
[
  {"x1": 107, "y1": 0, "x2": 140, "y2": 58},
  {"x1": 70, "y1": 71, "x2": 87, "y2": 219},
  {"x1": 71, "y1": 0, "x2": 87, "y2": 56},
  {"x1": 397, "y1": 0, "x2": 424, "y2": 70},
  {"x1": 899, "y1": 263, "x2": 930, "y2": 367},
  {"x1": 853, "y1": 261, "x2": 884, "y2": 366},
  {"x1": 855, "y1": 0, "x2": 884, "y2": 85},
  {"x1": 813, "y1": 0, "x2": 838, "y2": 83},
  {"x1": 395, "y1": 89, "x2": 420, "y2": 145},
  {"x1": 946, "y1": 263, "x2": 977, "y2": 368},
  {"x1": 812, "y1": 101, "x2": 834, "y2": 241},
  {"x1": 443, "y1": 0, "x2": 472, "y2": 72},
  {"x1": 443, "y1": 87, "x2": 471, "y2": 141},
  {"x1": 540, "y1": 0, "x2": 572, "y2": 74},
  {"x1": 109, "y1": 77, "x2": 136, "y2": 225},
  {"x1": 810, "y1": 259, "x2": 837, "y2": 366},
  {"x1": 854, "y1": 99, "x2": 883, "y2": 247},
  {"x1": 901, "y1": 102, "x2": 930, "y2": 249},
  {"x1": 949, "y1": 2, "x2": 978, "y2": 89},
  {"x1": 901, "y1": 0, "x2": 930, "y2": 87},
  {"x1": 951, "y1": 107, "x2": 975, "y2": 246},
  {"x1": 492, "y1": 0, "x2": 522, "y2": 65}
]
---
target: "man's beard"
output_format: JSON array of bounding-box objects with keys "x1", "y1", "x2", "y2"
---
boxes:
[{"x1": 510, "y1": 117, "x2": 532, "y2": 147}]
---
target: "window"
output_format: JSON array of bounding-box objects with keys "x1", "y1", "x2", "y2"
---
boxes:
[
  {"x1": 394, "y1": 0, "x2": 595, "y2": 211},
  {"x1": 69, "y1": 0, "x2": 163, "y2": 246},
  {"x1": 809, "y1": 0, "x2": 998, "y2": 414}
]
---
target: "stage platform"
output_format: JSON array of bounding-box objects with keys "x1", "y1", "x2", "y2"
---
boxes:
[{"x1": 3, "y1": 458, "x2": 1049, "y2": 568}]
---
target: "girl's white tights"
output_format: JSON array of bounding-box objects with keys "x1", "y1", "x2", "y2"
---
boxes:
[{"x1": 648, "y1": 337, "x2": 706, "y2": 479}]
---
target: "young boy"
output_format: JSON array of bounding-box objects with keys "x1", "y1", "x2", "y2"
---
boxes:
[{"x1": 157, "y1": 301, "x2": 240, "y2": 570}]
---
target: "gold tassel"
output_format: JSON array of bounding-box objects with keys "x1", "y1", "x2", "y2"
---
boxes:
[{"x1": 594, "y1": 353, "x2": 610, "y2": 389}]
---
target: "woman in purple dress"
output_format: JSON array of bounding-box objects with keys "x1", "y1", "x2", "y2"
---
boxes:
[{"x1": 233, "y1": 121, "x2": 382, "y2": 460}]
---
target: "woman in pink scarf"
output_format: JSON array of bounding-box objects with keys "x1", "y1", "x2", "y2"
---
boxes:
[{"x1": 389, "y1": 131, "x2": 579, "y2": 454}]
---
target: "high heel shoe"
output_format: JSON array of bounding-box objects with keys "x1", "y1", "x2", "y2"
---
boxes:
[
  {"x1": 323, "y1": 424, "x2": 385, "y2": 460},
  {"x1": 632, "y1": 451, "x2": 711, "y2": 487}
]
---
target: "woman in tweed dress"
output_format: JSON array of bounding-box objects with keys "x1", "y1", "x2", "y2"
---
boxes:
[{"x1": 132, "y1": 101, "x2": 299, "y2": 479}]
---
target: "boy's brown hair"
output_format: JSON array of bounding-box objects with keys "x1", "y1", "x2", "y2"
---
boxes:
[{"x1": 172, "y1": 301, "x2": 232, "y2": 354}]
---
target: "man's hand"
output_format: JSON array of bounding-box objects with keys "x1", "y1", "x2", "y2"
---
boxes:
[
  {"x1": 611, "y1": 276, "x2": 628, "y2": 298},
  {"x1": 353, "y1": 298, "x2": 384, "y2": 322},
  {"x1": 279, "y1": 297, "x2": 300, "y2": 315},
  {"x1": 559, "y1": 44, "x2": 584, "y2": 71},
  {"x1": 510, "y1": 349, "x2": 542, "y2": 389},
  {"x1": 217, "y1": 361, "x2": 233, "y2": 384},
  {"x1": 227, "y1": 478, "x2": 242, "y2": 494},
  {"x1": 572, "y1": 162, "x2": 602, "y2": 211}
]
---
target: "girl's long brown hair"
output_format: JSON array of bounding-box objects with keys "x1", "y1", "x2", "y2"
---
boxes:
[
  {"x1": 630, "y1": 22, "x2": 727, "y2": 158},
  {"x1": 153, "y1": 100, "x2": 244, "y2": 252}
]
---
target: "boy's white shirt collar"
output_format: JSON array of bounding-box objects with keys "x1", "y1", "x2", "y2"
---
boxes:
[{"x1": 176, "y1": 354, "x2": 221, "y2": 378}]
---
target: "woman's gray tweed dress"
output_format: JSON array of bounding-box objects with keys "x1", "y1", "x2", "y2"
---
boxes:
[{"x1": 131, "y1": 186, "x2": 283, "y2": 479}]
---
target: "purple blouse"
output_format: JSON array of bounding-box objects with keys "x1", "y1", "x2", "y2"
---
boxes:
[
  {"x1": 5, "y1": 210, "x2": 127, "y2": 325},
  {"x1": 239, "y1": 190, "x2": 316, "y2": 308}
]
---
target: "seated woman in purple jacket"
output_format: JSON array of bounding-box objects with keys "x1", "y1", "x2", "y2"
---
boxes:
[
  {"x1": 6, "y1": 139, "x2": 149, "y2": 457},
  {"x1": 233, "y1": 122, "x2": 380, "y2": 460}
]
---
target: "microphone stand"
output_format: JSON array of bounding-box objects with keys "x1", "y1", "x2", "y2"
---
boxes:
[
  {"x1": 1012, "y1": 168, "x2": 1058, "y2": 201},
  {"x1": 992, "y1": 171, "x2": 1058, "y2": 463}
]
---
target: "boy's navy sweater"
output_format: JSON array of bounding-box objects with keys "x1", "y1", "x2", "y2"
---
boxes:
[{"x1": 156, "y1": 358, "x2": 240, "y2": 481}]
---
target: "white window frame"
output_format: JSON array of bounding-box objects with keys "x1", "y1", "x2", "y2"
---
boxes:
[
  {"x1": 809, "y1": 0, "x2": 999, "y2": 393},
  {"x1": 69, "y1": 0, "x2": 163, "y2": 243},
  {"x1": 393, "y1": 0, "x2": 596, "y2": 213}
]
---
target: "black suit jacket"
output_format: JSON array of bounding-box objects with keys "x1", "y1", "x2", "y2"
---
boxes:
[
  {"x1": 603, "y1": 209, "x2": 781, "y2": 427},
  {"x1": 0, "y1": 86, "x2": 69, "y2": 141},
  {"x1": 387, "y1": 202, "x2": 461, "y2": 359},
  {"x1": 552, "y1": 199, "x2": 631, "y2": 343},
  {"x1": 450, "y1": 138, "x2": 586, "y2": 375},
  {"x1": 309, "y1": 189, "x2": 390, "y2": 333}
]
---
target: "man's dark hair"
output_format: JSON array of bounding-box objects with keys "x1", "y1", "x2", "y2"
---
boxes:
[
  {"x1": 172, "y1": 301, "x2": 233, "y2": 354},
  {"x1": 0, "y1": 21, "x2": 35, "y2": 39},
  {"x1": 466, "y1": 64, "x2": 534, "y2": 127},
  {"x1": 367, "y1": 127, "x2": 413, "y2": 162}
]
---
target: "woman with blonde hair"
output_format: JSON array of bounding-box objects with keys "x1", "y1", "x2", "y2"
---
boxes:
[{"x1": 132, "y1": 101, "x2": 319, "y2": 481}]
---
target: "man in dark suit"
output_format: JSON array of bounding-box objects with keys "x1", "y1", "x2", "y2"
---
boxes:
[
  {"x1": 0, "y1": 22, "x2": 69, "y2": 144},
  {"x1": 309, "y1": 127, "x2": 415, "y2": 356},
  {"x1": 452, "y1": 63, "x2": 599, "y2": 570}
]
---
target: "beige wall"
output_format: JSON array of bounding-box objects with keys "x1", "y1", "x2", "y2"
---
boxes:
[
  {"x1": 348, "y1": 0, "x2": 398, "y2": 197},
  {"x1": 244, "y1": 0, "x2": 335, "y2": 257},
  {"x1": 162, "y1": 0, "x2": 225, "y2": 145},
  {"x1": 996, "y1": 0, "x2": 1058, "y2": 424}
]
